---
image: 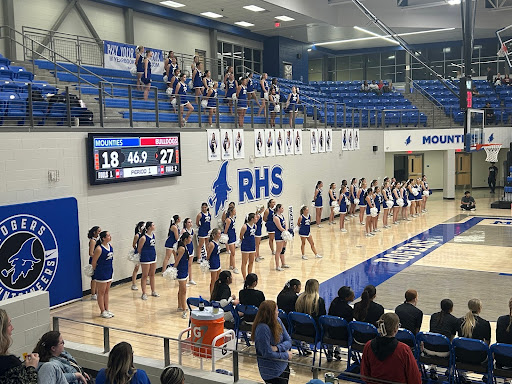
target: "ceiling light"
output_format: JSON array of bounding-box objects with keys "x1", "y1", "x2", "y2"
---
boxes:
[
  {"x1": 307, "y1": 48, "x2": 312, "y2": 52},
  {"x1": 447, "y1": 0, "x2": 461, "y2": 5},
  {"x1": 443, "y1": 47, "x2": 451, "y2": 53},
  {"x1": 354, "y1": 26, "x2": 399, "y2": 45},
  {"x1": 200, "y1": 12, "x2": 223, "y2": 18},
  {"x1": 235, "y1": 21, "x2": 254, "y2": 27},
  {"x1": 388, "y1": 55, "x2": 395, "y2": 59},
  {"x1": 243, "y1": 5, "x2": 266, "y2": 12},
  {"x1": 160, "y1": 0, "x2": 185, "y2": 7},
  {"x1": 275, "y1": 16, "x2": 295, "y2": 22}
]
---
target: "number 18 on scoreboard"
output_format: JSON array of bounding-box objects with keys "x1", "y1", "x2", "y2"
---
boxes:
[{"x1": 87, "y1": 133, "x2": 182, "y2": 185}]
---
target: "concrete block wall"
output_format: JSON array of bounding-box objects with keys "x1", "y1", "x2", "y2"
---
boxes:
[{"x1": 0, "y1": 291, "x2": 51, "y2": 357}]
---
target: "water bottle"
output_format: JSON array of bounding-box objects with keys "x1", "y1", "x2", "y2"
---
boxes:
[{"x1": 199, "y1": 296, "x2": 205, "y2": 311}]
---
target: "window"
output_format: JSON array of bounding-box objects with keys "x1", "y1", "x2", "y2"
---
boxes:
[{"x1": 218, "y1": 41, "x2": 262, "y2": 77}]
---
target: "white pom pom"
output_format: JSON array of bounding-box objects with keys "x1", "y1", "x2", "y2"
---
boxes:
[
  {"x1": 345, "y1": 197, "x2": 351, "y2": 206},
  {"x1": 386, "y1": 200, "x2": 394, "y2": 208},
  {"x1": 199, "y1": 259, "x2": 210, "y2": 273},
  {"x1": 333, "y1": 206, "x2": 340, "y2": 215},
  {"x1": 294, "y1": 226, "x2": 300, "y2": 233},
  {"x1": 220, "y1": 233, "x2": 229, "y2": 244},
  {"x1": 406, "y1": 200, "x2": 412, "y2": 207},
  {"x1": 217, "y1": 218, "x2": 224, "y2": 229},
  {"x1": 274, "y1": 104, "x2": 280, "y2": 113},
  {"x1": 163, "y1": 75, "x2": 168, "y2": 83},
  {"x1": 83, "y1": 264, "x2": 94, "y2": 277},
  {"x1": 231, "y1": 93, "x2": 237, "y2": 101},
  {"x1": 171, "y1": 98, "x2": 176, "y2": 106},
  {"x1": 412, "y1": 189, "x2": 419, "y2": 196},
  {"x1": 201, "y1": 99, "x2": 208, "y2": 108},
  {"x1": 162, "y1": 266, "x2": 178, "y2": 281},
  {"x1": 397, "y1": 198, "x2": 404, "y2": 207},
  {"x1": 220, "y1": 82, "x2": 225, "y2": 90},
  {"x1": 281, "y1": 230, "x2": 293, "y2": 243},
  {"x1": 235, "y1": 239, "x2": 241, "y2": 248},
  {"x1": 188, "y1": 80, "x2": 193, "y2": 89},
  {"x1": 127, "y1": 249, "x2": 140, "y2": 264},
  {"x1": 331, "y1": 201, "x2": 339, "y2": 207},
  {"x1": 423, "y1": 190, "x2": 429, "y2": 196},
  {"x1": 166, "y1": 87, "x2": 173, "y2": 96},
  {"x1": 354, "y1": 198, "x2": 360, "y2": 205},
  {"x1": 311, "y1": 202, "x2": 317, "y2": 209},
  {"x1": 370, "y1": 207, "x2": 378, "y2": 217},
  {"x1": 264, "y1": 92, "x2": 269, "y2": 101},
  {"x1": 130, "y1": 67, "x2": 137, "y2": 76},
  {"x1": 173, "y1": 242, "x2": 178, "y2": 252}
]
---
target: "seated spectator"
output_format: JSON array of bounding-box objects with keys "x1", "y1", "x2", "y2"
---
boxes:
[
  {"x1": 430, "y1": 299, "x2": 458, "y2": 341},
  {"x1": 96, "y1": 342, "x2": 150, "y2": 384},
  {"x1": 360, "y1": 81, "x2": 370, "y2": 92},
  {"x1": 369, "y1": 80, "x2": 380, "y2": 94},
  {"x1": 460, "y1": 190, "x2": 476, "y2": 211},
  {"x1": 353, "y1": 285, "x2": 384, "y2": 327},
  {"x1": 277, "y1": 279, "x2": 301, "y2": 314},
  {"x1": 34, "y1": 331, "x2": 89, "y2": 384},
  {"x1": 471, "y1": 86, "x2": 482, "y2": 97},
  {"x1": 457, "y1": 299, "x2": 491, "y2": 364},
  {"x1": 395, "y1": 289, "x2": 423, "y2": 335},
  {"x1": 503, "y1": 74, "x2": 511, "y2": 86},
  {"x1": 211, "y1": 270, "x2": 239, "y2": 322},
  {"x1": 382, "y1": 81, "x2": 393, "y2": 93},
  {"x1": 485, "y1": 102, "x2": 495, "y2": 124},
  {"x1": 328, "y1": 286, "x2": 354, "y2": 321},
  {"x1": 0, "y1": 309, "x2": 39, "y2": 384},
  {"x1": 495, "y1": 73, "x2": 503, "y2": 86},
  {"x1": 239, "y1": 273, "x2": 265, "y2": 322},
  {"x1": 378, "y1": 80, "x2": 385, "y2": 92},
  {"x1": 496, "y1": 298, "x2": 512, "y2": 368},
  {"x1": 295, "y1": 279, "x2": 326, "y2": 336},
  {"x1": 361, "y1": 313, "x2": 422, "y2": 384},
  {"x1": 160, "y1": 366, "x2": 184, "y2": 384}
]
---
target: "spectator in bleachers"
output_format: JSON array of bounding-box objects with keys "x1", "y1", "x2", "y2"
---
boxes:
[
  {"x1": 485, "y1": 102, "x2": 495, "y2": 125},
  {"x1": 503, "y1": 74, "x2": 511, "y2": 86},
  {"x1": 369, "y1": 80, "x2": 380, "y2": 95},
  {"x1": 487, "y1": 66, "x2": 495, "y2": 84},
  {"x1": 259, "y1": 73, "x2": 270, "y2": 117},
  {"x1": 328, "y1": 286, "x2": 354, "y2": 322},
  {"x1": 169, "y1": 68, "x2": 180, "y2": 112},
  {"x1": 141, "y1": 50, "x2": 153, "y2": 101},
  {"x1": 95, "y1": 342, "x2": 150, "y2": 384},
  {"x1": 225, "y1": 72, "x2": 238, "y2": 115},
  {"x1": 223, "y1": 66, "x2": 234, "y2": 90},
  {"x1": 471, "y1": 86, "x2": 483, "y2": 97},
  {"x1": 237, "y1": 77, "x2": 249, "y2": 128},
  {"x1": 382, "y1": 81, "x2": 393, "y2": 93},
  {"x1": 495, "y1": 73, "x2": 503, "y2": 86},
  {"x1": 277, "y1": 279, "x2": 301, "y2": 314},
  {"x1": 205, "y1": 82, "x2": 218, "y2": 127},
  {"x1": 0, "y1": 309, "x2": 39, "y2": 384},
  {"x1": 360, "y1": 81, "x2": 370, "y2": 92},
  {"x1": 360, "y1": 313, "x2": 422, "y2": 384},
  {"x1": 295, "y1": 279, "x2": 326, "y2": 333},
  {"x1": 271, "y1": 78, "x2": 280, "y2": 99},
  {"x1": 395, "y1": 289, "x2": 423, "y2": 335},
  {"x1": 269, "y1": 88, "x2": 280, "y2": 128},
  {"x1": 430, "y1": 299, "x2": 458, "y2": 340},
  {"x1": 160, "y1": 366, "x2": 185, "y2": 384},
  {"x1": 353, "y1": 285, "x2": 384, "y2": 327},
  {"x1": 458, "y1": 299, "x2": 491, "y2": 344},
  {"x1": 135, "y1": 46, "x2": 145, "y2": 91},
  {"x1": 378, "y1": 80, "x2": 385, "y2": 92},
  {"x1": 284, "y1": 86, "x2": 299, "y2": 128},
  {"x1": 460, "y1": 190, "x2": 476, "y2": 211},
  {"x1": 163, "y1": 51, "x2": 173, "y2": 84}
]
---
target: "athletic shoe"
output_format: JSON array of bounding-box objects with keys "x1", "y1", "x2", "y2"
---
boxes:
[
  {"x1": 374, "y1": 229, "x2": 381, "y2": 232},
  {"x1": 151, "y1": 291, "x2": 160, "y2": 297},
  {"x1": 131, "y1": 284, "x2": 138, "y2": 291},
  {"x1": 231, "y1": 267, "x2": 240, "y2": 274},
  {"x1": 315, "y1": 254, "x2": 323, "y2": 258},
  {"x1": 141, "y1": 294, "x2": 148, "y2": 300},
  {"x1": 188, "y1": 280, "x2": 197, "y2": 285},
  {"x1": 177, "y1": 307, "x2": 184, "y2": 311},
  {"x1": 282, "y1": 264, "x2": 290, "y2": 268},
  {"x1": 146, "y1": 279, "x2": 150, "y2": 285},
  {"x1": 91, "y1": 294, "x2": 97, "y2": 300},
  {"x1": 393, "y1": 222, "x2": 399, "y2": 225},
  {"x1": 182, "y1": 310, "x2": 188, "y2": 319},
  {"x1": 471, "y1": 208, "x2": 476, "y2": 211},
  {"x1": 106, "y1": 310, "x2": 114, "y2": 317},
  {"x1": 255, "y1": 257, "x2": 263, "y2": 262},
  {"x1": 406, "y1": 218, "x2": 412, "y2": 221},
  {"x1": 366, "y1": 233, "x2": 372, "y2": 237},
  {"x1": 340, "y1": 228, "x2": 347, "y2": 232},
  {"x1": 360, "y1": 222, "x2": 365, "y2": 226},
  {"x1": 328, "y1": 221, "x2": 333, "y2": 225},
  {"x1": 302, "y1": 255, "x2": 308, "y2": 260},
  {"x1": 317, "y1": 224, "x2": 323, "y2": 228},
  {"x1": 100, "y1": 311, "x2": 113, "y2": 319},
  {"x1": 276, "y1": 267, "x2": 283, "y2": 271},
  {"x1": 271, "y1": 251, "x2": 276, "y2": 255}
]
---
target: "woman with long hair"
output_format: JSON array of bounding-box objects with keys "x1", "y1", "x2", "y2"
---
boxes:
[
  {"x1": 182, "y1": 218, "x2": 196, "y2": 285},
  {"x1": 225, "y1": 72, "x2": 238, "y2": 115},
  {"x1": 137, "y1": 222, "x2": 159, "y2": 300},
  {"x1": 130, "y1": 222, "x2": 145, "y2": 291},
  {"x1": 273, "y1": 204, "x2": 289, "y2": 271},
  {"x1": 458, "y1": 299, "x2": 491, "y2": 344},
  {"x1": 349, "y1": 178, "x2": 358, "y2": 217},
  {"x1": 196, "y1": 203, "x2": 211, "y2": 260},
  {"x1": 237, "y1": 77, "x2": 249, "y2": 128},
  {"x1": 160, "y1": 366, "x2": 185, "y2": 384},
  {"x1": 357, "y1": 179, "x2": 367, "y2": 226},
  {"x1": 295, "y1": 279, "x2": 326, "y2": 340},
  {"x1": 252, "y1": 300, "x2": 292, "y2": 384},
  {"x1": 381, "y1": 182, "x2": 391, "y2": 229},
  {"x1": 421, "y1": 175, "x2": 430, "y2": 212},
  {"x1": 141, "y1": 50, "x2": 153, "y2": 101},
  {"x1": 328, "y1": 182, "x2": 337, "y2": 225},
  {"x1": 96, "y1": 342, "x2": 150, "y2": 384},
  {"x1": 239, "y1": 273, "x2": 265, "y2": 322},
  {"x1": 285, "y1": 86, "x2": 299, "y2": 128},
  {"x1": 87, "y1": 226, "x2": 101, "y2": 300},
  {"x1": 391, "y1": 182, "x2": 401, "y2": 225},
  {"x1": 163, "y1": 215, "x2": 180, "y2": 271},
  {"x1": 207, "y1": 228, "x2": 222, "y2": 295},
  {"x1": 254, "y1": 205, "x2": 265, "y2": 263},
  {"x1": 277, "y1": 279, "x2": 301, "y2": 314},
  {"x1": 0, "y1": 309, "x2": 39, "y2": 383},
  {"x1": 401, "y1": 180, "x2": 410, "y2": 222},
  {"x1": 312, "y1": 181, "x2": 323, "y2": 228},
  {"x1": 175, "y1": 73, "x2": 194, "y2": 126},
  {"x1": 263, "y1": 199, "x2": 276, "y2": 255},
  {"x1": 429, "y1": 299, "x2": 458, "y2": 340},
  {"x1": 365, "y1": 187, "x2": 375, "y2": 237},
  {"x1": 134, "y1": 46, "x2": 144, "y2": 91},
  {"x1": 211, "y1": 270, "x2": 239, "y2": 322},
  {"x1": 258, "y1": 73, "x2": 269, "y2": 117},
  {"x1": 224, "y1": 206, "x2": 239, "y2": 274},
  {"x1": 497, "y1": 298, "x2": 512, "y2": 344},
  {"x1": 192, "y1": 61, "x2": 204, "y2": 104},
  {"x1": 174, "y1": 232, "x2": 192, "y2": 319},
  {"x1": 373, "y1": 186, "x2": 382, "y2": 233},
  {"x1": 353, "y1": 285, "x2": 384, "y2": 326},
  {"x1": 338, "y1": 185, "x2": 348, "y2": 232},
  {"x1": 297, "y1": 206, "x2": 321, "y2": 260},
  {"x1": 91, "y1": 231, "x2": 114, "y2": 318},
  {"x1": 240, "y1": 213, "x2": 257, "y2": 279}
]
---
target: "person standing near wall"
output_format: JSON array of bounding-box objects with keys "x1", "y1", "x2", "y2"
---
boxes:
[
  {"x1": 264, "y1": 199, "x2": 276, "y2": 256},
  {"x1": 92, "y1": 231, "x2": 114, "y2": 318},
  {"x1": 87, "y1": 226, "x2": 100, "y2": 300},
  {"x1": 130, "y1": 221, "x2": 145, "y2": 291},
  {"x1": 313, "y1": 181, "x2": 323, "y2": 228},
  {"x1": 137, "y1": 222, "x2": 159, "y2": 300},
  {"x1": 135, "y1": 46, "x2": 144, "y2": 91},
  {"x1": 196, "y1": 203, "x2": 211, "y2": 259},
  {"x1": 141, "y1": 50, "x2": 153, "y2": 101},
  {"x1": 488, "y1": 162, "x2": 498, "y2": 194}
]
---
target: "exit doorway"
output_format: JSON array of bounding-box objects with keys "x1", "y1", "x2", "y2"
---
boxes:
[
  {"x1": 455, "y1": 152, "x2": 472, "y2": 186},
  {"x1": 394, "y1": 154, "x2": 424, "y2": 181}
]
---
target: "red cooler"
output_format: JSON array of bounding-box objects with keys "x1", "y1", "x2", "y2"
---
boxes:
[{"x1": 190, "y1": 307, "x2": 225, "y2": 358}]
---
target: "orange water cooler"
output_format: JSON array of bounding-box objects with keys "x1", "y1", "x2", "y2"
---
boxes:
[{"x1": 190, "y1": 307, "x2": 225, "y2": 358}]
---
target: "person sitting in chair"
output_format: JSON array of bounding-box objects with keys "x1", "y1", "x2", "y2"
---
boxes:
[{"x1": 460, "y1": 191, "x2": 476, "y2": 211}]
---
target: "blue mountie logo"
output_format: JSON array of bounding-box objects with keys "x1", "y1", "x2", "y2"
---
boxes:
[
  {"x1": 489, "y1": 133, "x2": 494, "y2": 143},
  {"x1": 0, "y1": 214, "x2": 58, "y2": 298},
  {"x1": 405, "y1": 136, "x2": 411, "y2": 146},
  {"x1": 208, "y1": 161, "x2": 232, "y2": 217}
]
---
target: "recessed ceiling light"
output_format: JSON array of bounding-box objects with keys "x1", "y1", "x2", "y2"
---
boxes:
[
  {"x1": 275, "y1": 16, "x2": 295, "y2": 22},
  {"x1": 243, "y1": 5, "x2": 266, "y2": 12},
  {"x1": 160, "y1": 1, "x2": 185, "y2": 8},
  {"x1": 200, "y1": 12, "x2": 223, "y2": 18},
  {"x1": 235, "y1": 21, "x2": 255, "y2": 27}
]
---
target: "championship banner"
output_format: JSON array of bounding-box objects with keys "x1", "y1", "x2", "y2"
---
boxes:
[
  {"x1": 0, "y1": 198, "x2": 82, "y2": 307},
  {"x1": 104, "y1": 40, "x2": 164, "y2": 74}
]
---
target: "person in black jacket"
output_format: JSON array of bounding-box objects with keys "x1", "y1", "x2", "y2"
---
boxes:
[
  {"x1": 239, "y1": 273, "x2": 265, "y2": 322},
  {"x1": 328, "y1": 286, "x2": 354, "y2": 321},
  {"x1": 496, "y1": 298, "x2": 512, "y2": 368},
  {"x1": 353, "y1": 285, "x2": 384, "y2": 326},
  {"x1": 277, "y1": 279, "x2": 301, "y2": 314},
  {"x1": 457, "y1": 299, "x2": 491, "y2": 365},
  {"x1": 295, "y1": 279, "x2": 326, "y2": 338},
  {"x1": 395, "y1": 289, "x2": 423, "y2": 335},
  {"x1": 430, "y1": 299, "x2": 458, "y2": 340},
  {"x1": 211, "y1": 270, "x2": 239, "y2": 322}
]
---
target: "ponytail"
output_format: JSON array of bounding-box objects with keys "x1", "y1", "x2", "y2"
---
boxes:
[
  {"x1": 437, "y1": 299, "x2": 453, "y2": 327},
  {"x1": 88, "y1": 226, "x2": 100, "y2": 239},
  {"x1": 168, "y1": 215, "x2": 179, "y2": 236},
  {"x1": 243, "y1": 273, "x2": 258, "y2": 290},
  {"x1": 461, "y1": 299, "x2": 482, "y2": 338},
  {"x1": 177, "y1": 232, "x2": 190, "y2": 250},
  {"x1": 316, "y1": 180, "x2": 322, "y2": 188},
  {"x1": 280, "y1": 279, "x2": 301, "y2": 295},
  {"x1": 209, "y1": 228, "x2": 220, "y2": 242},
  {"x1": 95, "y1": 231, "x2": 108, "y2": 249},
  {"x1": 141, "y1": 221, "x2": 153, "y2": 237},
  {"x1": 300, "y1": 205, "x2": 307, "y2": 215},
  {"x1": 211, "y1": 270, "x2": 231, "y2": 301},
  {"x1": 354, "y1": 285, "x2": 376, "y2": 322},
  {"x1": 134, "y1": 221, "x2": 144, "y2": 235},
  {"x1": 245, "y1": 213, "x2": 255, "y2": 224}
]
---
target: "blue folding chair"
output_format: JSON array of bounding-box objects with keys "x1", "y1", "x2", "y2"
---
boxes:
[
  {"x1": 236, "y1": 304, "x2": 258, "y2": 346},
  {"x1": 288, "y1": 312, "x2": 321, "y2": 365},
  {"x1": 319, "y1": 315, "x2": 349, "y2": 365},
  {"x1": 278, "y1": 309, "x2": 290, "y2": 332},
  {"x1": 452, "y1": 337, "x2": 490, "y2": 384},
  {"x1": 186, "y1": 297, "x2": 211, "y2": 312},
  {"x1": 416, "y1": 332, "x2": 452, "y2": 382},
  {"x1": 396, "y1": 328, "x2": 416, "y2": 354},
  {"x1": 489, "y1": 343, "x2": 512, "y2": 383},
  {"x1": 348, "y1": 321, "x2": 378, "y2": 368}
]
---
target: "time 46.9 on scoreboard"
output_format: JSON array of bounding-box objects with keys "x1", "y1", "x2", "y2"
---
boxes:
[{"x1": 87, "y1": 133, "x2": 182, "y2": 185}]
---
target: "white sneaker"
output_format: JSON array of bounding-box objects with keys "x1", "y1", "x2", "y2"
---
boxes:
[
  {"x1": 360, "y1": 222, "x2": 365, "y2": 226},
  {"x1": 374, "y1": 229, "x2": 381, "y2": 232},
  {"x1": 101, "y1": 311, "x2": 112, "y2": 319},
  {"x1": 271, "y1": 251, "x2": 276, "y2": 255},
  {"x1": 393, "y1": 221, "x2": 399, "y2": 225},
  {"x1": 340, "y1": 228, "x2": 347, "y2": 232},
  {"x1": 131, "y1": 284, "x2": 138, "y2": 290},
  {"x1": 231, "y1": 267, "x2": 240, "y2": 274},
  {"x1": 182, "y1": 310, "x2": 188, "y2": 319},
  {"x1": 276, "y1": 267, "x2": 283, "y2": 271},
  {"x1": 366, "y1": 233, "x2": 372, "y2": 237},
  {"x1": 141, "y1": 294, "x2": 148, "y2": 300},
  {"x1": 91, "y1": 294, "x2": 97, "y2": 300},
  {"x1": 146, "y1": 279, "x2": 150, "y2": 285},
  {"x1": 282, "y1": 264, "x2": 290, "y2": 268},
  {"x1": 106, "y1": 310, "x2": 114, "y2": 317},
  {"x1": 317, "y1": 224, "x2": 323, "y2": 228},
  {"x1": 471, "y1": 208, "x2": 476, "y2": 211},
  {"x1": 151, "y1": 291, "x2": 160, "y2": 297},
  {"x1": 328, "y1": 221, "x2": 333, "y2": 225},
  {"x1": 188, "y1": 280, "x2": 197, "y2": 285},
  {"x1": 406, "y1": 218, "x2": 412, "y2": 221},
  {"x1": 302, "y1": 255, "x2": 308, "y2": 260},
  {"x1": 315, "y1": 254, "x2": 323, "y2": 258}
]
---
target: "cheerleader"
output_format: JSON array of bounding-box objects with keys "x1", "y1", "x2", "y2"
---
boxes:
[
  {"x1": 297, "y1": 206, "x2": 322, "y2": 260},
  {"x1": 264, "y1": 199, "x2": 276, "y2": 255},
  {"x1": 87, "y1": 226, "x2": 101, "y2": 300},
  {"x1": 237, "y1": 77, "x2": 249, "y2": 128},
  {"x1": 338, "y1": 185, "x2": 348, "y2": 232},
  {"x1": 222, "y1": 202, "x2": 236, "y2": 224},
  {"x1": 286, "y1": 130, "x2": 292, "y2": 152},
  {"x1": 91, "y1": 231, "x2": 113, "y2": 318},
  {"x1": 269, "y1": 88, "x2": 279, "y2": 128},
  {"x1": 349, "y1": 178, "x2": 358, "y2": 217},
  {"x1": 223, "y1": 66, "x2": 234, "y2": 86},
  {"x1": 365, "y1": 188, "x2": 375, "y2": 237},
  {"x1": 295, "y1": 130, "x2": 301, "y2": 151},
  {"x1": 169, "y1": 68, "x2": 180, "y2": 112},
  {"x1": 183, "y1": 218, "x2": 196, "y2": 285},
  {"x1": 401, "y1": 181, "x2": 410, "y2": 221},
  {"x1": 202, "y1": 70, "x2": 214, "y2": 94},
  {"x1": 415, "y1": 178, "x2": 423, "y2": 215},
  {"x1": 225, "y1": 73, "x2": 238, "y2": 115},
  {"x1": 328, "y1": 183, "x2": 337, "y2": 225},
  {"x1": 207, "y1": 228, "x2": 222, "y2": 295},
  {"x1": 224, "y1": 206, "x2": 239, "y2": 274},
  {"x1": 271, "y1": 77, "x2": 280, "y2": 96},
  {"x1": 254, "y1": 205, "x2": 265, "y2": 262},
  {"x1": 163, "y1": 51, "x2": 173, "y2": 86},
  {"x1": 234, "y1": 131, "x2": 243, "y2": 155},
  {"x1": 392, "y1": 183, "x2": 401, "y2": 225},
  {"x1": 313, "y1": 181, "x2": 323, "y2": 228},
  {"x1": 273, "y1": 204, "x2": 289, "y2": 271},
  {"x1": 175, "y1": 232, "x2": 192, "y2": 319},
  {"x1": 223, "y1": 131, "x2": 231, "y2": 154},
  {"x1": 381, "y1": 182, "x2": 391, "y2": 229},
  {"x1": 421, "y1": 175, "x2": 430, "y2": 212},
  {"x1": 266, "y1": 131, "x2": 273, "y2": 152},
  {"x1": 240, "y1": 213, "x2": 257, "y2": 279},
  {"x1": 135, "y1": 45, "x2": 144, "y2": 91},
  {"x1": 357, "y1": 179, "x2": 367, "y2": 225},
  {"x1": 246, "y1": 72, "x2": 260, "y2": 109},
  {"x1": 206, "y1": 82, "x2": 218, "y2": 127},
  {"x1": 141, "y1": 50, "x2": 153, "y2": 101},
  {"x1": 137, "y1": 222, "x2": 159, "y2": 300},
  {"x1": 192, "y1": 61, "x2": 204, "y2": 104},
  {"x1": 276, "y1": 131, "x2": 283, "y2": 153},
  {"x1": 256, "y1": 131, "x2": 263, "y2": 154},
  {"x1": 285, "y1": 86, "x2": 299, "y2": 128},
  {"x1": 130, "y1": 221, "x2": 145, "y2": 290},
  {"x1": 163, "y1": 215, "x2": 180, "y2": 271},
  {"x1": 408, "y1": 179, "x2": 417, "y2": 218},
  {"x1": 373, "y1": 186, "x2": 382, "y2": 233},
  {"x1": 209, "y1": 131, "x2": 218, "y2": 156},
  {"x1": 175, "y1": 73, "x2": 194, "y2": 126},
  {"x1": 258, "y1": 73, "x2": 270, "y2": 116},
  {"x1": 196, "y1": 203, "x2": 211, "y2": 259}
]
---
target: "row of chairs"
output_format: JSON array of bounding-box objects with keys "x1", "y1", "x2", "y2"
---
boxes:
[{"x1": 0, "y1": 65, "x2": 35, "y2": 82}]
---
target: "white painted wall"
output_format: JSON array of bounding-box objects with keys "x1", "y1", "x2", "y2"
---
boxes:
[
  {"x1": 0, "y1": 130, "x2": 384, "y2": 291},
  {"x1": 384, "y1": 151, "x2": 444, "y2": 189},
  {"x1": 217, "y1": 32, "x2": 263, "y2": 50},
  {"x1": 471, "y1": 148, "x2": 508, "y2": 188}
]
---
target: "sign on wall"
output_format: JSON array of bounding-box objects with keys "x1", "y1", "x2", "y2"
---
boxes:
[
  {"x1": 276, "y1": 129, "x2": 285, "y2": 156},
  {"x1": 207, "y1": 129, "x2": 220, "y2": 161},
  {"x1": 233, "y1": 129, "x2": 245, "y2": 159},
  {"x1": 310, "y1": 129, "x2": 318, "y2": 153},
  {"x1": 221, "y1": 129, "x2": 233, "y2": 160},
  {"x1": 265, "y1": 129, "x2": 275, "y2": 157},
  {"x1": 0, "y1": 198, "x2": 82, "y2": 307},
  {"x1": 104, "y1": 40, "x2": 164, "y2": 74},
  {"x1": 254, "y1": 129, "x2": 265, "y2": 158},
  {"x1": 294, "y1": 129, "x2": 303, "y2": 155},
  {"x1": 383, "y1": 128, "x2": 465, "y2": 152},
  {"x1": 326, "y1": 129, "x2": 333, "y2": 152}
]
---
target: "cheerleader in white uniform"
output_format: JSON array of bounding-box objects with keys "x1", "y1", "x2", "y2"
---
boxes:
[
  {"x1": 175, "y1": 232, "x2": 192, "y2": 319},
  {"x1": 87, "y1": 226, "x2": 100, "y2": 300},
  {"x1": 269, "y1": 88, "x2": 280, "y2": 128},
  {"x1": 263, "y1": 199, "x2": 276, "y2": 255},
  {"x1": 91, "y1": 231, "x2": 114, "y2": 318},
  {"x1": 163, "y1": 215, "x2": 180, "y2": 271},
  {"x1": 349, "y1": 178, "x2": 358, "y2": 217},
  {"x1": 373, "y1": 186, "x2": 382, "y2": 233},
  {"x1": 240, "y1": 213, "x2": 257, "y2": 280},
  {"x1": 273, "y1": 204, "x2": 289, "y2": 271},
  {"x1": 392, "y1": 183, "x2": 401, "y2": 225},
  {"x1": 297, "y1": 206, "x2": 322, "y2": 260},
  {"x1": 130, "y1": 221, "x2": 145, "y2": 290},
  {"x1": 183, "y1": 218, "x2": 196, "y2": 285},
  {"x1": 328, "y1": 183, "x2": 337, "y2": 225},
  {"x1": 421, "y1": 175, "x2": 430, "y2": 212},
  {"x1": 258, "y1": 73, "x2": 270, "y2": 117},
  {"x1": 338, "y1": 185, "x2": 349, "y2": 232}
]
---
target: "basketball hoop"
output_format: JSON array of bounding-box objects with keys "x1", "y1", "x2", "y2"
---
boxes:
[
  {"x1": 498, "y1": 44, "x2": 508, "y2": 58},
  {"x1": 477, "y1": 143, "x2": 502, "y2": 163}
]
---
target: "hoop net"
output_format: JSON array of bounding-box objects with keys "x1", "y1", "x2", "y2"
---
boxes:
[
  {"x1": 498, "y1": 44, "x2": 509, "y2": 58},
  {"x1": 478, "y1": 144, "x2": 502, "y2": 162}
]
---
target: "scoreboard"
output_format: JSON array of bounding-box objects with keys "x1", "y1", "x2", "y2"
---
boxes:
[{"x1": 87, "y1": 133, "x2": 181, "y2": 185}]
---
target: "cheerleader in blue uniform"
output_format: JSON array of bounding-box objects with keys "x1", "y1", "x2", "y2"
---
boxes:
[
  {"x1": 192, "y1": 61, "x2": 204, "y2": 104},
  {"x1": 373, "y1": 186, "x2": 382, "y2": 233},
  {"x1": 392, "y1": 183, "x2": 401, "y2": 225},
  {"x1": 415, "y1": 178, "x2": 423, "y2": 216},
  {"x1": 163, "y1": 51, "x2": 173, "y2": 86},
  {"x1": 222, "y1": 201, "x2": 236, "y2": 225},
  {"x1": 135, "y1": 45, "x2": 144, "y2": 91},
  {"x1": 263, "y1": 199, "x2": 276, "y2": 255},
  {"x1": 258, "y1": 73, "x2": 270, "y2": 116},
  {"x1": 246, "y1": 72, "x2": 260, "y2": 109},
  {"x1": 240, "y1": 213, "x2": 257, "y2": 280},
  {"x1": 328, "y1": 183, "x2": 337, "y2": 225},
  {"x1": 381, "y1": 182, "x2": 391, "y2": 229},
  {"x1": 202, "y1": 70, "x2": 214, "y2": 95},
  {"x1": 273, "y1": 204, "x2": 289, "y2": 271},
  {"x1": 401, "y1": 181, "x2": 411, "y2": 221},
  {"x1": 357, "y1": 179, "x2": 367, "y2": 226},
  {"x1": 236, "y1": 77, "x2": 248, "y2": 128},
  {"x1": 364, "y1": 188, "x2": 375, "y2": 237},
  {"x1": 313, "y1": 181, "x2": 323, "y2": 228},
  {"x1": 206, "y1": 82, "x2": 218, "y2": 127},
  {"x1": 254, "y1": 205, "x2": 265, "y2": 262},
  {"x1": 225, "y1": 73, "x2": 238, "y2": 115},
  {"x1": 183, "y1": 218, "x2": 196, "y2": 286},
  {"x1": 196, "y1": 203, "x2": 211, "y2": 259},
  {"x1": 168, "y1": 68, "x2": 180, "y2": 112},
  {"x1": 87, "y1": 226, "x2": 100, "y2": 300},
  {"x1": 130, "y1": 221, "x2": 145, "y2": 291},
  {"x1": 91, "y1": 231, "x2": 114, "y2": 318},
  {"x1": 349, "y1": 178, "x2": 358, "y2": 217},
  {"x1": 297, "y1": 206, "x2": 322, "y2": 260},
  {"x1": 421, "y1": 175, "x2": 430, "y2": 212},
  {"x1": 174, "y1": 232, "x2": 192, "y2": 319},
  {"x1": 207, "y1": 228, "x2": 222, "y2": 295},
  {"x1": 137, "y1": 221, "x2": 159, "y2": 300},
  {"x1": 141, "y1": 50, "x2": 153, "y2": 101},
  {"x1": 175, "y1": 73, "x2": 194, "y2": 126},
  {"x1": 285, "y1": 86, "x2": 300, "y2": 128},
  {"x1": 408, "y1": 179, "x2": 418, "y2": 218},
  {"x1": 338, "y1": 185, "x2": 348, "y2": 232},
  {"x1": 224, "y1": 206, "x2": 239, "y2": 274},
  {"x1": 269, "y1": 88, "x2": 280, "y2": 128},
  {"x1": 163, "y1": 215, "x2": 180, "y2": 271}
]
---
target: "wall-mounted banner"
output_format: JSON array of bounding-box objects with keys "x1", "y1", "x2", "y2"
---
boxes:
[
  {"x1": 294, "y1": 129, "x2": 303, "y2": 155},
  {"x1": 285, "y1": 129, "x2": 294, "y2": 155},
  {"x1": 326, "y1": 129, "x2": 333, "y2": 152},
  {"x1": 354, "y1": 128, "x2": 360, "y2": 150},
  {"x1": 0, "y1": 198, "x2": 81, "y2": 307},
  {"x1": 254, "y1": 129, "x2": 265, "y2": 158},
  {"x1": 342, "y1": 129, "x2": 348, "y2": 151},
  {"x1": 383, "y1": 128, "x2": 465, "y2": 152},
  {"x1": 310, "y1": 129, "x2": 318, "y2": 154},
  {"x1": 318, "y1": 129, "x2": 326, "y2": 153},
  {"x1": 265, "y1": 129, "x2": 275, "y2": 157},
  {"x1": 207, "y1": 129, "x2": 220, "y2": 161},
  {"x1": 221, "y1": 129, "x2": 233, "y2": 160},
  {"x1": 104, "y1": 40, "x2": 164, "y2": 74},
  {"x1": 233, "y1": 129, "x2": 245, "y2": 159},
  {"x1": 276, "y1": 129, "x2": 285, "y2": 156},
  {"x1": 347, "y1": 129, "x2": 354, "y2": 150}
]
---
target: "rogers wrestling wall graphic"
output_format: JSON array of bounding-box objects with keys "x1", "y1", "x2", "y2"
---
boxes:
[{"x1": 0, "y1": 198, "x2": 82, "y2": 306}]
